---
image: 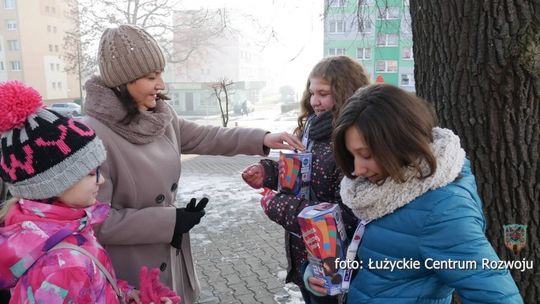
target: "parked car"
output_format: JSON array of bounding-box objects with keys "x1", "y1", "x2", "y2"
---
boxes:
[
  {"x1": 233, "y1": 100, "x2": 255, "y2": 115},
  {"x1": 281, "y1": 102, "x2": 299, "y2": 113},
  {"x1": 47, "y1": 102, "x2": 82, "y2": 117}
]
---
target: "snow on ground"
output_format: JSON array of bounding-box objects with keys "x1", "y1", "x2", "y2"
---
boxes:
[
  {"x1": 177, "y1": 173, "x2": 263, "y2": 234},
  {"x1": 178, "y1": 173, "x2": 305, "y2": 303},
  {"x1": 176, "y1": 104, "x2": 306, "y2": 303},
  {"x1": 184, "y1": 102, "x2": 299, "y2": 133},
  {"x1": 282, "y1": 284, "x2": 305, "y2": 304}
]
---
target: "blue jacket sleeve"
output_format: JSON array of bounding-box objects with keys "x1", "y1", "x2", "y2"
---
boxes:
[{"x1": 419, "y1": 194, "x2": 523, "y2": 304}]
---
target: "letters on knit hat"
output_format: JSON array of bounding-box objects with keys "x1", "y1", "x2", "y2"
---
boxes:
[{"x1": 0, "y1": 81, "x2": 106, "y2": 199}]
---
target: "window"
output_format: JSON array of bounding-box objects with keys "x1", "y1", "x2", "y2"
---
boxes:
[
  {"x1": 50, "y1": 63, "x2": 55, "y2": 71},
  {"x1": 329, "y1": 0, "x2": 346, "y2": 7},
  {"x1": 52, "y1": 82, "x2": 56, "y2": 89},
  {"x1": 0, "y1": 62, "x2": 4, "y2": 71},
  {"x1": 377, "y1": 6, "x2": 400, "y2": 19},
  {"x1": 57, "y1": 82, "x2": 62, "y2": 89},
  {"x1": 45, "y1": 6, "x2": 49, "y2": 13},
  {"x1": 53, "y1": 26, "x2": 57, "y2": 33},
  {"x1": 171, "y1": 93, "x2": 180, "y2": 106},
  {"x1": 55, "y1": 45, "x2": 59, "y2": 52},
  {"x1": 4, "y1": 0, "x2": 15, "y2": 9},
  {"x1": 56, "y1": 63, "x2": 60, "y2": 71},
  {"x1": 401, "y1": 73, "x2": 415, "y2": 86},
  {"x1": 7, "y1": 40, "x2": 19, "y2": 51},
  {"x1": 329, "y1": 20, "x2": 345, "y2": 33},
  {"x1": 328, "y1": 48, "x2": 346, "y2": 56},
  {"x1": 402, "y1": 47, "x2": 414, "y2": 59},
  {"x1": 49, "y1": 44, "x2": 53, "y2": 52},
  {"x1": 356, "y1": 48, "x2": 372, "y2": 60},
  {"x1": 201, "y1": 95, "x2": 214, "y2": 107},
  {"x1": 357, "y1": 19, "x2": 373, "y2": 33},
  {"x1": 10, "y1": 61, "x2": 21, "y2": 71},
  {"x1": 377, "y1": 34, "x2": 399, "y2": 46},
  {"x1": 47, "y1": 25, "x2": 51, "y2": 32},
  {"x1": 0, "y1": 42, "x2": 2, "y2": 51},
  {"x1": 51, "y1": 7, "x2": 56, "y2": 14},
  {"x1": 401, "y1": 15, "x2": 413, "y2": 39},
  {"x1": 375, "y1": 60, "x2": 398, "y2": 72},
  {"x1": 6, "y1": 20, "x2": 17, "y2": 30}
]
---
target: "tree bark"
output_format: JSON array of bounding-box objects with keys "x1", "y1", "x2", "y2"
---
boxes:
[{"x1": 410, "y1": 0, "x2": 539, "y2": 302}]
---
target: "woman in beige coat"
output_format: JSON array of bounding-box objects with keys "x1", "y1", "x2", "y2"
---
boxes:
[{"x1": 82, "y1": 24, "x2": 303, "y2": 304}]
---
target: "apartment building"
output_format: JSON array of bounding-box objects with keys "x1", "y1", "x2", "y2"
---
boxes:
[
  {"x1": 0, "y1": 0, "x2": 80, "y2": 104},
  {"x1": 324, "y1": 0, "x2": 415, "y2": 91},
  {"x1": 165, "y1": 9, "x2": 266, "y2": 115}
]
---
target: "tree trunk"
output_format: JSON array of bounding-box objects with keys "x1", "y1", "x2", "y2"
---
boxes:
[{"x1": 410, "y1": 0, "x2": 539, "y2": 302}]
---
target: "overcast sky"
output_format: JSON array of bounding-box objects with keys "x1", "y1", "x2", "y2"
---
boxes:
[{"x1": 182, "y1": 0, "x2": 325, "y2": 94}]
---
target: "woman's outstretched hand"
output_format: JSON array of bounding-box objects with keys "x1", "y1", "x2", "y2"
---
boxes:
[{"x1": 263, "y1": 132, "x2": 305, "y2": 151}]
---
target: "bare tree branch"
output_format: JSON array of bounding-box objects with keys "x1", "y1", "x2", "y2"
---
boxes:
[
  {"x1": 62, "y1": 0, "x2": 232, "y2": 79},
  {"x1": 209, "y1": 78, "x2": 234, "y2": 127}
]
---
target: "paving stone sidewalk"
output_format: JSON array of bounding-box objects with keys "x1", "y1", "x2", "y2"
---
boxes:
[{"x1": 178, "y1": 155, "x2": 303, "y2": 304}]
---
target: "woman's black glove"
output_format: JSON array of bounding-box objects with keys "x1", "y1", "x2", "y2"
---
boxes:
[
  {"x1": 309, "y1": 111, "x2": 333, "y2": 142},
  {"x1": 171, "y1": 198, "x2": 209, "y2": 249},
  {"x1": 185, "y1": 197, "x2": 209, "y2": 212}
]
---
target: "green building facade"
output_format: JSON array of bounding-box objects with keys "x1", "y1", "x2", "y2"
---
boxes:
[{"x1": 324, "y1": 0, "x2": 415, "y2": 91}]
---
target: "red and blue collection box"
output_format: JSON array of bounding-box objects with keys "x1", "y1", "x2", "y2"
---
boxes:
[
  {"x1": 278, "y1": 152, "x2": 312, "y2": 200},
  {"x1": 298, "y1": 203, "x2": 348, "y2": 295}
]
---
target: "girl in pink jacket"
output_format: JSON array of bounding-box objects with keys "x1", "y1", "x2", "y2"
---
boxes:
[{"x1": 0, "y1": 81, "x2": 179, "y2": 304}]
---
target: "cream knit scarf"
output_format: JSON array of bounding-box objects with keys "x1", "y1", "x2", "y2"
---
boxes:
[
  {"x1": 340, "y1": 127, "x2": 466, "y2": 222},
  {"x1": 83, "y1": 76, "x2": 173, "y2": 144}
]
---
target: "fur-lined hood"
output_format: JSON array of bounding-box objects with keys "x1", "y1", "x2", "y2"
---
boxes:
[{"x1": 340, "y1": 127, "x2": 465, "y2": 222}]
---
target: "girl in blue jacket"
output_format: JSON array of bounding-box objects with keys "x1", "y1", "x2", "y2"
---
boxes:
[{"x1": 306, "y1": 84, "x2": 523, "y2": 303}]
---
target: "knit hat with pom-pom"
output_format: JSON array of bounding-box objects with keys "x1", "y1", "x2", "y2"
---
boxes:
[{"x1": 0, "y1": 81, "x2": 106, "y2": 199}]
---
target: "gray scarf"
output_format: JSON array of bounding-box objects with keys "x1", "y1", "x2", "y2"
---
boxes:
[
  {"x1": 83, "y1": 76, "x2": 173, "y2": 144},
  {"x1": 340, "y1": 127, "x2": 466, "y2": 222}
]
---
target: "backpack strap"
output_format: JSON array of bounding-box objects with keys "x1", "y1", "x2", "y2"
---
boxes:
[{"x1": 49, "y1": 242, "x2": 125, "y2": 304}]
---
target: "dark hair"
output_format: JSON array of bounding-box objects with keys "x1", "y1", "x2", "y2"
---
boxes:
[
  {"x1": 294, "y1": 56, "x2": 370, "y2": 136},
  {"x1": 113, "y1": 84, "x2": 170, "y2": 124},
  {"x1": 333, "y1": 84, "x2": 437, "y2": 182}
]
